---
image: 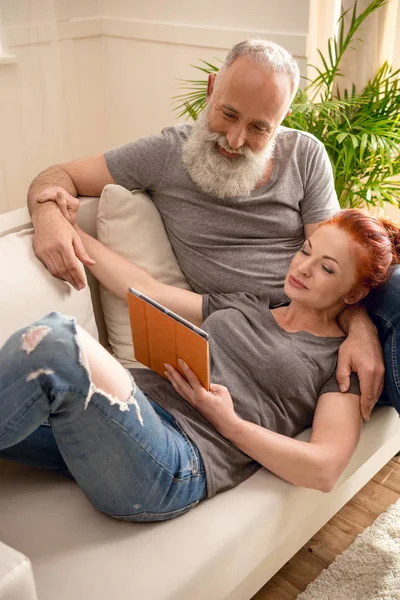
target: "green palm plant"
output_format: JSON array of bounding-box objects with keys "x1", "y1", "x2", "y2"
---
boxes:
[{"x1": 173, "y1": 0, "x2": 400, "y2": 208}]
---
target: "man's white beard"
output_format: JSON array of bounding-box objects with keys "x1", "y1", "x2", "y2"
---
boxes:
[{"x1": 182, "y1": 106, "x2": 276, "y2": 200}]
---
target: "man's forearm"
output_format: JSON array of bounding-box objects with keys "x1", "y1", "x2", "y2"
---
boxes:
[
  {"x1": 337, "y1": 304, "x2": 377, "y2": 336},
  {"x1": 28, "y1": 166, "x2": 77, "y2": 221}
]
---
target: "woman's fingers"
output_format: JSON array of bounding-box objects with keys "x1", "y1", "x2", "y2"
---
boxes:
[
  {"x1": 37, "y1": 189, "x2": 79, "y2": 225},
  {"x1": 176, "y1": 359, "x2": 203, "y2": 391},
  {"x1": 164, "y1": 363, "x2": 194, "y2": 402},
  {"x1": 164, "y1": 361, "x2": 214, "y2": 407},
  {"x1": 55, "y1": 191, "x2": 70, "y2": 220}
]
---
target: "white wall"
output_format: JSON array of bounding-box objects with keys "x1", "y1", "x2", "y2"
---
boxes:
[
  {"x1": 0, "y1": 0, "x2": 313, "y2": 213},
  {"x1": 100, "y1": 0, "x2": 310, "y2": 146},
  {"x1": 0, "y1": 0, "x2": 107, "y2": 213}
]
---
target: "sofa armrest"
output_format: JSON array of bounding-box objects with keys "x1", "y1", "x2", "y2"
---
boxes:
[
  {"x1": 0, "y1": 196, "x2": 108, "y2": 348},
  {"x1": 0, "y1": 542, "x2": 37, "y2": 600},
  {"x1": 0, "y1": 208, "x2": 31, "y2": 238}
]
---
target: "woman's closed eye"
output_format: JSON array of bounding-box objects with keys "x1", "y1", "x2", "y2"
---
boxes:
[
  {"x1": 300, "y1": 245, "x2": 336, "y2": 274},
  {"x1": 322, "y1": 264, "x2": 335, "y2": 275}
]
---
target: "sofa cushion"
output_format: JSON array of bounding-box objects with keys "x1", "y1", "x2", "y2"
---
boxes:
[
  {"x1": 0, "y1": 229, "x2": 98, "y2": 346},
  {"x1": 96, "y1": 184, "x2": 191, "y2": 368}
]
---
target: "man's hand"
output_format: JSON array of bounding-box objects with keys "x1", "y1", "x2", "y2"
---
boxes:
[
  {"x1": 36, "y1": 187, "x2": 80, "y2": 229},
  {"x1": 164, "y1": 360, "x2": 240, "y2": 437},
  {"x1": 336, "y1": 323, "x2": 385, "y2": 421},
  {"x1": 33, "y1": 188, "x2": 95, "y2": 290}
]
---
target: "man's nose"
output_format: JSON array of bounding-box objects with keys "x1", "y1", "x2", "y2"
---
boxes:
[{"x1": 226, "y1": 124, "x2": 247, "y2": 150}]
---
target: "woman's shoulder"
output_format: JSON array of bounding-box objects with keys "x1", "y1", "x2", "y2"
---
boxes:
[
  {"x1": 206, "y1": 291, "x2": 265, "y2": 310},
  {"x1": 202, "y1": 291, "x2": 269, "y2": 322}
]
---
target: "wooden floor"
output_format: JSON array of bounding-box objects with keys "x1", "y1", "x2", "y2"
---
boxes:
[{"x1": 252, "y1": 455, "x2": 400, "y2": 600}]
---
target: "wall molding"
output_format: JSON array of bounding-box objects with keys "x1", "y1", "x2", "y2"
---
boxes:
[
  {"x1": 0, "y1": 55, "x2": 16, "y2": 65},
  {"x1": 5, "y1": 17, "x2": 307, "y2": 58},
  {"x1": 5, "y1": 19, "x2": 103, "y2": 47},
  {"x1": 101, "y1": 18, "x2": 307, "y2": 57}
]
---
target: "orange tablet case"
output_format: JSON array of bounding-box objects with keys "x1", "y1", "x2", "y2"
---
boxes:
[{"x1": 127, "y1": 291, "x2": 210, "y2": 390}]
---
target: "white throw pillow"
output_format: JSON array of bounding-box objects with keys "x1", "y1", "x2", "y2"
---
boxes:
[
  {"x1": 97, "y1": 184, "x2": 191, "y2": 368},
  {"x1": 0, "y1": 228, "x2": 98, "y2": 347}
]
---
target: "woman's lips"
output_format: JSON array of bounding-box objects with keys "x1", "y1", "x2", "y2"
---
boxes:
[{"x1": 288, "y1": 275, "x2": 308, "y2": 289}]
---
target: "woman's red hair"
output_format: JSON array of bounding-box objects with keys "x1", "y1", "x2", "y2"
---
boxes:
[{"x1": 321, "y1": 209, "x2": 400, "y2": 290}]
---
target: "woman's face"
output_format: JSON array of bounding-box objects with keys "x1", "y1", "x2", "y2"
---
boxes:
[{"x1": 284, "y1": 224, "x2": 362, "y2": 310}]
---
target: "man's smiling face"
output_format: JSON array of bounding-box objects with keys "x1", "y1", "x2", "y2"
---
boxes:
[
  {"x1": 182, "y1": 57, "x2": 293, "y2": 200},
  {"x1": 208, "y1": 56, "x2": 293, "y2": 155}
]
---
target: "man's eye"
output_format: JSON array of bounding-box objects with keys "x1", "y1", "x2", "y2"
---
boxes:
[
  {"x1": 300, "y1": 247, "x2": 309, "y2": 255},
  {"x1": 253, "y1": 125, "x2": 267, "y2": 133},
  {"x1": 223, "y1": 112, "x2": 236, "y2": 119}
]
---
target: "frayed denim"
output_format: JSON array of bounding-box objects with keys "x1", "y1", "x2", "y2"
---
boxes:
[{"x1": 0, "y1": 312, "x2": 206, "y2": 521}]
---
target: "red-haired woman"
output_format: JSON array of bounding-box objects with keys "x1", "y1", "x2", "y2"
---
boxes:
[
  {"x1": 324, "y1": 210, "x2": 400, "y2": 415},
  {"x1": 0, "y1": 209, "x2": 399, "y2": 521}
]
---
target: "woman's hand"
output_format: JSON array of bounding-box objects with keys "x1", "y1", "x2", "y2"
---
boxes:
[
  {"x1": 164, "y1": 360, "x2": 241, "y2": 438},
  {"x1": 37, "y1": 189, "x2": 80, "y2": 231}
]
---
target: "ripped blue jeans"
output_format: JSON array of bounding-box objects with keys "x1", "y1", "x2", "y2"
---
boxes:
[{"x1": 0, "y1": 312, "x2": 207, "y2": 521}]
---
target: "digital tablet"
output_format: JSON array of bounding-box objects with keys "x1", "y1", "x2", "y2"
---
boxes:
[{"x1": 127, "y1": 287, "x2": 210, "y2": 390}]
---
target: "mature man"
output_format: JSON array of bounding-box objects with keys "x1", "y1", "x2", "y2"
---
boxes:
[{"x1": 28, "y1": 39, "x2": 392, "y2": 420}]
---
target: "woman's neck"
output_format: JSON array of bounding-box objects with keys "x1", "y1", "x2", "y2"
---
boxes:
[{"x1": 271, "y1": 300, "x2": 345, "y2": 337}]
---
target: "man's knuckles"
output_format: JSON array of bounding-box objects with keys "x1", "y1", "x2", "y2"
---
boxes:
[
  {"x1": 376, "y1": 365, "x2": 385, "y2": 377},
  {"x1": 65, "y1": 261, "x2": 80, "y2": 274},
  {"x1": 40, "y1": 242, "x2": 67, "y2": 254},
  {"x1": 360, "y1": 364, "x2": 379, "y2": 377}
]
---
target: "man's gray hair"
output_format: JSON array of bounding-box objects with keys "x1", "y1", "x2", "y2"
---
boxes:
[{"x1": 220, "y1": 39, "x2": 300, "y2": 96}]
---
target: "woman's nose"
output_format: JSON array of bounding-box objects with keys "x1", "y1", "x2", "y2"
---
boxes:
[{"x1": 299, "y1": 259, "x2": 313, "y2": 277}]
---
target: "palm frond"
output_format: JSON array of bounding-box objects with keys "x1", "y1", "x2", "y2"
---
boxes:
[{"x1": 172, "y1": 0, "x2": 399, "y2": 208}]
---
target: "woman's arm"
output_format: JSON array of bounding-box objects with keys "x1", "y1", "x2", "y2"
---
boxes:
[
  {"x1": 224, "y1": 391, "x2": 361, "y2": 492},
  {"x1": 78, "y1": 229, "x2": 203, "y2": 327},
  {"x1": 37, "y1": 192, "x2": 203, "y2": 325},
  {"x1": 165, "y1": 361, "x2": 362, "y2": 492}
]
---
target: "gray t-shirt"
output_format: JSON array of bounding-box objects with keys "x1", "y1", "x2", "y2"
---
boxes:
[
  {"x1": 133, "y1": 292, "x2": 360, "y2": 498},
  {"x1": 105, "y1": 125, "x2": 339, "y2": 306}
]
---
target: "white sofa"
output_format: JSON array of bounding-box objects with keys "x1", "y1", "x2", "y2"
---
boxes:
[{"x1": 1, "y1": 197, "x2": 400, "y2": 600}]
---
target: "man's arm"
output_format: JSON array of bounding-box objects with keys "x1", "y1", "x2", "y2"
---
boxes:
[
  {"x1": 28, "y1": 155, "x2": 115, "y2": 216},
  {"x1": 337, "y1": 304, "x2": 385, "y2": 420},
  {"x1": 37, "y1": 191, "x2": 203, "y2": 325},
  {"x1": 304, "y1": 222, "x2": 320, "y2": 239},
  {"x1": 28, "y1": 155, "x2": 115, "y2": 290}
]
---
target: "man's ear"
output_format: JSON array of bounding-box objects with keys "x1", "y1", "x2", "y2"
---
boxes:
[
  {"x1": 344, "y1": 286, "x2": 369, "y2": 305},
  {"x1": 285, "y1": 108, "x2": 292, "y2": 117},
  {"x1": 206, "y1": 73, "x2": 216, "y2": 104}
]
